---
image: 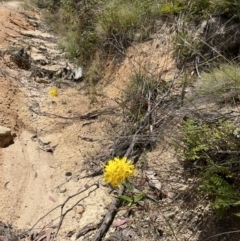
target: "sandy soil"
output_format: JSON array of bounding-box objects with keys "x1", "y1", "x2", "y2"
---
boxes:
[
  {"x1": 0, "y1": 1, "x2": 112, "y2": 240},
  {"x1": 0, "y1": 3, "x2": 181, "y2": 240},
  {"x1": 1, "y1": 2, "x2": 240, "y2": 241}
]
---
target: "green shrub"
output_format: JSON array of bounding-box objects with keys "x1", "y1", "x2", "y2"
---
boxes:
[
  {"x1": 184, "y1": 0, "x2": 211, "y2": 18},
  {"x1": 180, "y1": 119, "x2": 237, "y2": 161},
  {"x1": 41, "y1": 0, "x2": 240, "y2": 66},
  {"x1": 58, "y1": 29, "x2": 80, "y2": 58},
  {"x1": 41, "y1": 0, "x2": 169, "y2": 64},
  {"x1": 176, "y1": 0, "x2": 240, "y2": 20},
  {"x1": 160, "y1": 2, "x2": 181, "y2": 15},
  {"x1": 176, "y1": 118, "x2": 240, "y2": 216},
  {"x1": 200, "y1": 174, "x2": 240, "y2": 217},
  {"x1": 96, "y1": 0, "x2": 164, "y2": 51},
  {"x1": 211, "y1": 0, "x2": 240, "y2": 19}
]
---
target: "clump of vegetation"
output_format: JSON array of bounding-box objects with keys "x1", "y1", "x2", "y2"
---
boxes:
[
  {"x1": 38, "y1": 0, "x2": 240, "y2": 68},
  {"x1": 176, "y1": 118, "x2": 240, "y2": 216},
  {"x1": 170, "y1": 0, "x2": 240, "y2": 66},
  {"x1": 123, "y1": 72, "x2": 163, "y2": 125},
  {"x1": 41, "y1": 0, "x2": 99, "y2": 64},
  {"x1": 96, "y1": 0, "x2": 163, "y2": 52},
  {"x1": 40, "y1": 0, "x2": 168, "y2": 66},
  {"x1": 160, "y1": 2, "x2": 181, "y2": 15},
  {"x1": 173, "y1": 0, "x2": 240, "y2": 20},
  {"x1": 173, "y1": 29, "x2": 201, "y2": 62},
  {"x1": 196, "y1": 64, "x2": 240, "y2": 105}
]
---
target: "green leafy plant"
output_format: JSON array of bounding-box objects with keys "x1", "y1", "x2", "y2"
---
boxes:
[
  {"x1": 96, "y1": 0, "x2": 163, "y2": 52},
  {"x1": 160, "y1": 2, "x2": 181, "y2": 15},
  {"x1": 175, "y1": 0, "x2": 240, "y2": 20},
  {"x1": 200, "y1": 174, "x2": 240, "y2": 216},
  {"x1": 118, "y1": 193, "x2": 145, "y2": 207},
  {"x1": 180, "y1": 119, "x2": 237, "y2": 161},
  {"x1": 118, "y1": 182, "x2": 146, "y2": 207},
  {"x1": 176, "y1": 118, "x2": 240, "y2": 216}
]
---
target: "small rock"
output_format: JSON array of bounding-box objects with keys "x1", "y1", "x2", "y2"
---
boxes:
[
  {"x1": 65, "y1": 172, "x2": 72, "y2": 177},
  {"x1": 72, "y1": 67, "x2": 83, "y2": 81},
  {"x1": 0, "y1": 126, "x2": 15, "y2": 148},
  {"x1": 10, "y1": 48, "x2": 31, "y2": 70},
  {"x1": 59, "y1": 187, "x2": 66, "y2": 193}
]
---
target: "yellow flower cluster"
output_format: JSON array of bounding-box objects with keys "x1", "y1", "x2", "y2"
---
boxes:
[
  {"x1": 104, "y1": 157, "x2": 135, "y2": 188},
  {"x1": 49, "y1": 88, "x2": 58, "y2": 97}
]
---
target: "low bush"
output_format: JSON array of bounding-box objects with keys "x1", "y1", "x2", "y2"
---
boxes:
[
  {"x1": 176, "y1": 0, "x2": 240, "y2": 20},
  {"x1": 176, "y1": 118, "x2": 240, "y2": 216},
  {"x1": 123, "y1": 72, "x2": 163, "y2": 125},
  {"x1": 96, "y1": 0, "x2": 164, "y2": 52},
  {"x1": 40, "y1": 0, "x2": 168, "y2": 65}
]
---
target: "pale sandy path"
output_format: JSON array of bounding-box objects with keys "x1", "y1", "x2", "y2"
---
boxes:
[{"x1": 0, "y1": 1, "x2": 111, "y2": 240}]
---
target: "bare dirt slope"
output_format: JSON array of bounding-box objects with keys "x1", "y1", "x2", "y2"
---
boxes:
[{"x1": 0, "y1": 1, "x2": 112, "y2": 240}]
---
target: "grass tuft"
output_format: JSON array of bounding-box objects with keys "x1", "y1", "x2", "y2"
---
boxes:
[{"x1": 196, "y1": 64, "x2": 240, "y2": 105}]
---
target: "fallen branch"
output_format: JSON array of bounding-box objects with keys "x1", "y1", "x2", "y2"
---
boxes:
[
  {"x1": 28, "y1": 183, "x2": 99, "y2": 236},
  {"x1": 53, "y1": 183, "x2": 99, "y2": 239},
  {"x1": 90, "y1": 188, "x2": 124, "y2": 241},
  {"x1": 75, "y1": 224, "x2": 99, "y2": 239},
  {"x1": 29, "y1": 107, "x2": 117, "y2": 120}
]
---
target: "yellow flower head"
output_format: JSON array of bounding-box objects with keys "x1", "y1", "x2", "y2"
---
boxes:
[
  {"x1": 104, "y1": 157, "x2": 135, "y2": 188},
  {"x1": 49, "y1": 88, "x2": 58, "y2": 97}
]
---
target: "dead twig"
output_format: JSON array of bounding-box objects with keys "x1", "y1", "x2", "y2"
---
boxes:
[
  {"x1": 75, "y1": 224, "x2": 100, "y2": 239},
  {"x1": 28, "y1": 183, "x2": 99, "y2": 235},
  {"x1": 29, "y1": 107, "x2": 117, "y2": 120},
  {"x1": 53, "y1": 183, "x2": 99, "y2": 239},
  {"x1": 203, "y1": 230, "x2": 240, "y2": 241},
  {"x1": 90, "y1": 187, "x2": 124, "y2": 241},
  {"x1": 33, "y1": 229, "x2": 52, "y2": 241}
]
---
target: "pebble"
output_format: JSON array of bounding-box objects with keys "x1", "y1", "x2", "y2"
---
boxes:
[{"x1": 59, "y1": 187, "x2": 66, "y2": 193}]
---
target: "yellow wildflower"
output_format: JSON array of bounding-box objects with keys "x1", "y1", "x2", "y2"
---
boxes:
[
  {"x1": 49, "y1": 88, "x2": 58, "y2": 97},
  {"x1": 104, "y1": 157, "x2": 135, "y2": 188}
]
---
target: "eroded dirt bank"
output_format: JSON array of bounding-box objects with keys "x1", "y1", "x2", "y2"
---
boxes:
[{"x1": 0, "y1": 2, "x2": 112, "y2": 240}]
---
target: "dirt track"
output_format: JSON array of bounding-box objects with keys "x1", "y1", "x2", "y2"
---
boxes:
[{"x1": 0, "y1": 2, "x2": 113, "y2": 240}]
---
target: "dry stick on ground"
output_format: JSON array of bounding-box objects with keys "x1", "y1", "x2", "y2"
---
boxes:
[
  {"x1": 89, "y1": 127, "x2": 142, "y2": 241},
  {"x1": 76, "y1": 224, "x2": 100, "y2": 239},
  {"x1": 53, "y1": 184, "x2": 99, "y2": 239},
  {"x1": 28, "y1": 183, "x2": 99, "y2": 235},
  {"x1": 90, "y1": 187, "x2": 124, "y2": 241},
  {"x1": 29, "y1": 106, "x2": 117, "y2": 120}
]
